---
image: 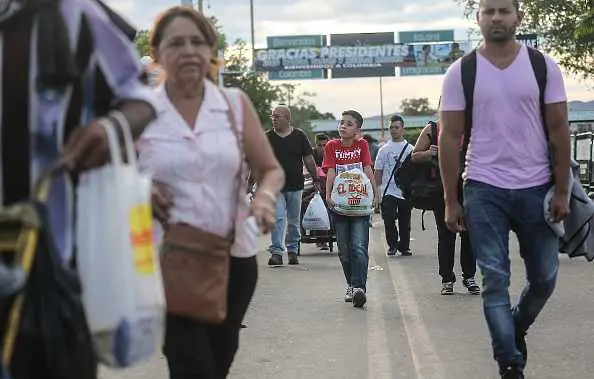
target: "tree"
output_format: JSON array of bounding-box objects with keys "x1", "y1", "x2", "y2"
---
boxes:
[
  {"x1": 135, "y1": 29, "x2": 150, "y2": 57},
  {"x1": 400, "y1": 97, "x2": 437, "y2": 116},
  {"x1": 134, "y1": 16, "x2": 226, "y2": 58},
  {"x1": 222, "y1": 39, "x2": 279, "y2": 129},
  {"x1": 457, "y1": 0, "x2": 594, "y2": 79},
  {"x1": 278, "y1": 88, "x2": 336, "y2": 140}
]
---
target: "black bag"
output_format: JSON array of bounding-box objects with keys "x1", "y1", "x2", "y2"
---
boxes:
[
  {"x1": 0, "y1": 161, "x2": 97, "y2": 379},
  {"x1": 396, "y1": 121, "x2": 443, "y2": 211}
]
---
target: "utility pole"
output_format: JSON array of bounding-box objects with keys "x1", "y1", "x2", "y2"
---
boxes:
[
  {"x1": 379, "y1": 76, "x2": 385, "y2": 140},
  {"x1": 250, "y1": 0, "x2": 256, "y2": 70},
  {"x1": 197, "y1": 0, "x2": 203, "y2": 12}
]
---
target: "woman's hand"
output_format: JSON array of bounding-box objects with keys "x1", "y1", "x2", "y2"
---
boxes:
[
  {"x1": 251, "y1": 190, "x2": 277, "y2": 234},
  {"x1": 151, "y1": 182, "x2": 173, "y2": 223}
]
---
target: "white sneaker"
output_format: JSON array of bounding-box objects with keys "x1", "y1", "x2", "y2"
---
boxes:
[{"x1": 344, "y1": 287, "x2": 353, "y2": 302}]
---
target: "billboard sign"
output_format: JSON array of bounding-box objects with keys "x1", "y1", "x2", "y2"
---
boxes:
[
  {"x1": 266, "y1": 35, "x2": 326, "y2": 80},
  {"x1": 400, "y1": 41, "x2": 471, "y2": 76},
  {"x1": 398, "y1": 30, "x2": 454, "y2": 44},
  {"x1": 329, "y1": 32, "x2": 396, "y2": 78}
]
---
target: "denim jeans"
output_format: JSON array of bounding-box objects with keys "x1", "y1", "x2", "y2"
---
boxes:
[
  {"x1": 464, "y1": 180, "x2": 559, "y2": 370},
  {"x1": 269, "y1": 190, "x2": 302, "y2": 255},
  {"x1": 332, "y1": 213, "x2": 370, "y2": 291}
]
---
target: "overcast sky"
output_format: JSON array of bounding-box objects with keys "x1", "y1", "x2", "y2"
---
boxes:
[{"x1": 105, "y1": 0, "x2": 593, "y2": 117}]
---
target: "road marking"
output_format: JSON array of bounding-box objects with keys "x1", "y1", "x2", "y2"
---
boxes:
[
  {"x1": 375, "y1": 235, "x2": 445, "y2": 379},
  {"x1": 367, "y1": 253, "x2": 394, "y2": 379}
]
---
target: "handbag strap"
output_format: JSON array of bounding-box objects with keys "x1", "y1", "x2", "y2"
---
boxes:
[{"x1": 219, "y1": 88, "x2": 245, "y2": 242}]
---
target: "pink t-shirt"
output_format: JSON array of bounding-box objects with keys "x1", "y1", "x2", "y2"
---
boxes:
[{"x1": 441, "y1": 44, "x2": 567, "y2": 189}]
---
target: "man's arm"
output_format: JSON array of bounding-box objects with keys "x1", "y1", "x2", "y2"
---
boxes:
[
  {"x1": 303, "y1": 155, "x2": 318, "y2": 180},
  {"x1": 84, "y1": 0, "x2": 157, "y2": 136},
  {"x1": 438, "y1": 111, "x2": 465, "y2": 205},
  {"x1": 301, "y1": 132, "x2": 318, "y2": 180},
  {"x1": 546, "y1": 101, "x2": 571, "y2": 195},
  {"x1": 373, "y1": 148, "x2": 385, "y2": 194},
  {"x1": 326, "y1": 168, "x2": 337, "y2": 202},
  {"x1": 364, "y1": 166, "x2": 379, "y2": 200}
]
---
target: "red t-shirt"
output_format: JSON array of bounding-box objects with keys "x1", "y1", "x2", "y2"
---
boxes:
[{"x1": 322, "y1": 139, "x2": 373, "y2": 174}]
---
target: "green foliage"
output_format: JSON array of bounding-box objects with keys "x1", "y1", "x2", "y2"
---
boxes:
[
  {"x1": 135, "y1": 29, "x2": 150, "y2": 57},
  {"x1": 457, "y1": 0, "x2": 594, "y2": 79},
  {"x1": 400, "y1": 97, "x2": 437, "y2": 116}
]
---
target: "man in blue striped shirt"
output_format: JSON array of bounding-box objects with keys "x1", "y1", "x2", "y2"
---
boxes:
[{"x1": 0, "y1": 0, "x2": 157, "y2": 263}]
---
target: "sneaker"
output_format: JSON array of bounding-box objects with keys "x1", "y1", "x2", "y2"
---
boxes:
[
  {"x1": 399, "y1": 249, "x2": 413, "y2": 256},
  {"x1": 462, "y1": 277, "x2": 481, "y2": 295},
  {"x1": 344, "y1": 287, "x2": 353, "y2": 302},
  {"x1": 499, "y1": 364, "x2": 524, "y2": 378},
  {"x1": 352, "y1": 288, "x2": 367, "y2": 308},
  {"x1": 387, "y1": 247, "x2": 398, "y2": 256},
  {"x1": 441, "y1": 282, "x2": 454, "y2": 295},
  {"x1": 288, "y1": 252, "x2": 299, "y2": 265},
  {"x1": 268, "y1": 254, "x2": 283, "y2": 266}
]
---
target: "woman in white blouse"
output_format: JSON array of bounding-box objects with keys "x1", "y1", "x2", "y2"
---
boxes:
[{"x1": 137, "y1": 6, "x2": 284, "y2": 379}]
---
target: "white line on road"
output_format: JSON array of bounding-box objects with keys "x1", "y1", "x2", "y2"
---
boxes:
[
  {"x1": 367, "y1": 253, "x2": 394, "y2": 379},
  {"x1": 376, "y1": 235, "x2": 445, "y2": 379}
]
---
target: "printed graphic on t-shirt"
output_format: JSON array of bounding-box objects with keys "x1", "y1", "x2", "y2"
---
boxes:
[{"x1": 336, "y1": 162, "x2": 363, "y2": 174}]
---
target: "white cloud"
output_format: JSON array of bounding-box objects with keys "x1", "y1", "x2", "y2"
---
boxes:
[{"x1": 106, "y1": 0, "x2": 593, "y2": 116}]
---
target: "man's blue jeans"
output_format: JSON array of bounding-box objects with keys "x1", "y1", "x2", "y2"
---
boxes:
[
  {"x1": 332, "y1": 213, "x2": 370, "y2": 291},
  {"x1": 464, "y1": 180, "x2": 559, "y2": 369},
  {"x1": 269, "y1": 190, "x2": 302, "y2": 255}
]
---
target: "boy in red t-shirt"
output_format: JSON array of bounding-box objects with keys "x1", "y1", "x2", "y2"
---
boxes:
[{"x1": 322, "y1": 110, "x2": 379, "y2": 308}]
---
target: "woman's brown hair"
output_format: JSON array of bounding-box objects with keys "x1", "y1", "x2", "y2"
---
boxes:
[{"x1": 150, "y1": 6, "x2": 219, "y2": 81}]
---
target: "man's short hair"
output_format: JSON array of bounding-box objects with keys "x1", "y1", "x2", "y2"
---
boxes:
[
  {"x1": 390, "y1": 114, "x2": 405, "y2": 126},
  {"x1": 315, "y1": 133, "x2": 329, "y2": 142},
  {"x1": 479, "y1": 0, "x2": 520, "y2": 12},
  {"x1": 342, "y1": 110, "x2": 364, "y2": 127}
]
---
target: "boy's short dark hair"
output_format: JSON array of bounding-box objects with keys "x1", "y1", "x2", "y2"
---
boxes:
[
  {"x1": 315, "y1": 133, "x2": 329, "y2": 142},
  {"x1": 342, "y1": 110, "x2": 364, "y2": 127},
  {"x1": 390, "y1": 114, "x2": 405, "y2": 126}
]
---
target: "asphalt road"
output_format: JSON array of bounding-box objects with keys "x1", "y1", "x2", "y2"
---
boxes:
[{"x1": 100, "y1": 211, "x2": 594, "y2": 379}]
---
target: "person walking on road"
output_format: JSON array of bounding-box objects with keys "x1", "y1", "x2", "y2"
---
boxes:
[
  {"x1": 412, "y1": 120, "x2": 480, "y2": 296},
  {"x1": 138, "y1": 7, "x2": 284, "y2": 378},
  {"x1": 374, "y1": 115, "x2": 414, "y2": 256},
  {"x1": 439, "y1": 0, "x2": 570, "y2": 377},
  {"x1": 323, "y1": 110, "x2": 379, "y2": 308},
  {"x1": 267, "y1": 106, "x2": 319, "y2": 266}
]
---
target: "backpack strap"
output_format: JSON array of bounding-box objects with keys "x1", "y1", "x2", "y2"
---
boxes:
[
  {"x1": 428, "y1": 121, "x2": 438, "y2": 145},
  {"x1": 460, "y1": 49, "x2": 477, "y2": 169},
  {"x1": 527, "y1": 46, "x2": 548, "y2": 139}
]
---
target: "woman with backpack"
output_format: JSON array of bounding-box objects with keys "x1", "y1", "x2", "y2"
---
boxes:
[{"x1": 411, "y1": 121, "x2": 480, "y2": 296}]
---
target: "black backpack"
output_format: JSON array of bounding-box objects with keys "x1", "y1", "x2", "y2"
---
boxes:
[
  {"x1": 396, "y1": 121, "x2": 444, "y2": 212},
  {"x1": 460, "y1": 46, "x2": 548, "y2": 160}
]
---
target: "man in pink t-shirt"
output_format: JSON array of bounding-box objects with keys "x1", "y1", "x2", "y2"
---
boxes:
[{"x1": 438, "y1": 0, "x2": 571, "y2": 377}]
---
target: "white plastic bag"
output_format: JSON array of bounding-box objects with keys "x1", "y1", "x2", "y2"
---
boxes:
[
  {"x1": 76, "y1": 115, "x2": 165, "y2": 368},
  {"x1": 302, "y1": 193, "x2": 330, "y2": 230},
  {"x1": 331, "y1": 169, "x2": 374, "y2": 216}
]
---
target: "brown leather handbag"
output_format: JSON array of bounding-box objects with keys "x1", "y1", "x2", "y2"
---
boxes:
[{"x1": 159, "y1": 90, "x2": 244, "y2": 324}]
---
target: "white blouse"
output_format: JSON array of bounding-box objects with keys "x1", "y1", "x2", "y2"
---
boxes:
[{"x1": 137, "y1": 80, "x2": 259, "y2": 258}]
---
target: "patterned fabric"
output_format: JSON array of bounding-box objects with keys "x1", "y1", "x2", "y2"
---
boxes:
[{"x1": 0, "y1": 0, "x2": 156, "y2": 262}]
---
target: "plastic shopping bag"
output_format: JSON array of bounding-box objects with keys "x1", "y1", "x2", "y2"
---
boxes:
[
  {"x1": 330, "y1": 169, "x2": 374, "y2": 216},
  {"x1": 302, "y1": 193, "x2": 330, "y2": 230},
  {"x1": 75, "y1": 116, "x2": 165, "y2": 368}
]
